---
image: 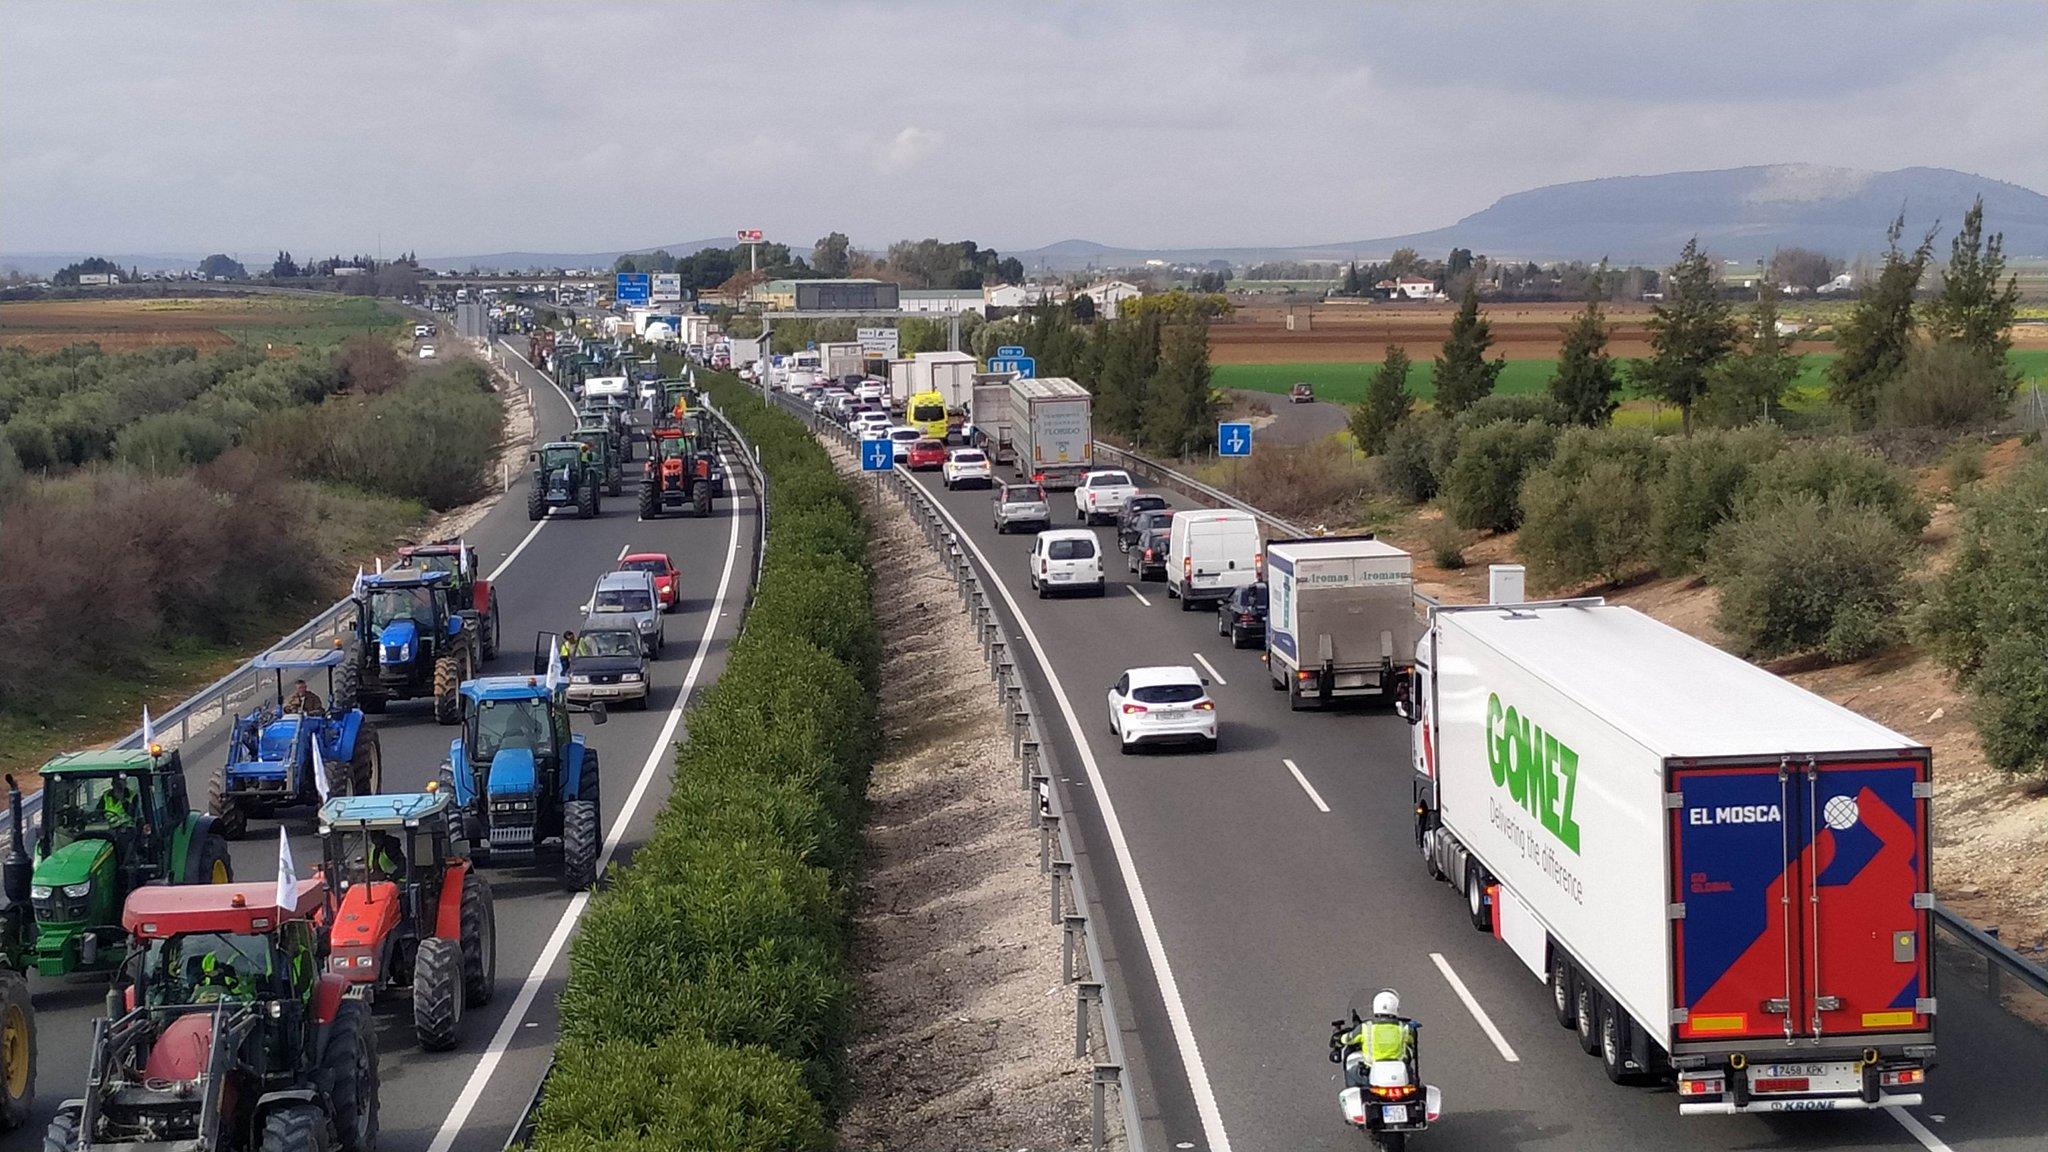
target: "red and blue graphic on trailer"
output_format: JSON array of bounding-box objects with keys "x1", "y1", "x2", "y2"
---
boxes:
[{"x1": 1671, "y1": 757, "x2": 1930, "y2": 1045}]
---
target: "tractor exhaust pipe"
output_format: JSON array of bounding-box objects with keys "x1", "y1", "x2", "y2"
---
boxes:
[{"x1": 3, "y1": 775, "x2": 29, "y2": 906}]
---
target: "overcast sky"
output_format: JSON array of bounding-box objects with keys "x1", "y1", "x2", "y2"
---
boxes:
[{"x1": 4, "y1": 0, "x2": 2043, "y2": 259}]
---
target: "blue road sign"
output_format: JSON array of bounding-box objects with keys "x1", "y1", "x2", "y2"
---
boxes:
[
  {"x1": 988, "y1": 354, "x2": 1036, "y2": 379},
  {"x1": 860, "y1": 438, "x2": 894, "y2": 472},
  {"x1": 1218, "y1": 422, "x2": 1253, "y2": 457},
  {"x1": 995, "y1": 345, "x2": 1026, "y2": 357},
  {"x1": 614, "y1": 273, "x2": 651, "y2": 306}
]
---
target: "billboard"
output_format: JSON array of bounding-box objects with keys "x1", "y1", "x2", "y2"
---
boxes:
[
  {"x1": 857, "y1": 326, "x2": 900, "y2": 358},
  {"x1": 651, "y1": 273, "x2": 682, "y2": 302},
  {"x1": 736, "y1": 229, "x2": 764, "y2": 243},
  {"x1": 793, "y1": 279, "x2": 899, "y2": 312}
]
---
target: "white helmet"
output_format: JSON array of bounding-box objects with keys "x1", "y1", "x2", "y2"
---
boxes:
[{"x1": 1372, "y1": 989, "x2": 1401, "y2": 1017}]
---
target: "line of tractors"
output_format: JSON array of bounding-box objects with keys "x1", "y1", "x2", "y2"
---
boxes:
[
  {"x1": 1, "y1": 529, "x2": 623, "y2": 1151},
  {"x1": 528, "y1": 364, "x2": 724, "y2": 524}
]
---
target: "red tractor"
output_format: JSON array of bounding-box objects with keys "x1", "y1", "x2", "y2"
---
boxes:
[
  {"x1": 637, "y1": 427, "x2": 716, "y2": 519},
  {"x1": 47, "y1": 880, "x2": 377, "y2": 1152},
  {"x1": 392, "y1": 539, "x2": 502, "y2": 659},
  {"x1": 315, "y1": 789, "x2": 496, "y2": 1051}
]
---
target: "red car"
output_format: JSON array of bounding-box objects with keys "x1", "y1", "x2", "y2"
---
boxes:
[
  {"x1": 619, "y1": 552, "x2": 680, "y2": 612},
  {"x1": 907, "y1": 439, "x2": 949, "y2": 471}
]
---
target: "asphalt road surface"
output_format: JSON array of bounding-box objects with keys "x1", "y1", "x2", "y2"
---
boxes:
[
  {"x1": 875, "y1": 428, "x2": 2048, "y2": 1152},
  {"x1": 14, "y1": 339, "x2": 758, "y2": 1152}
]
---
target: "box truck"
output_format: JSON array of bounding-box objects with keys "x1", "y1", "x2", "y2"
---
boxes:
[
  {"x1": 912, "y1": 351, "x2": 978, "y2": 409},
  {"x1": 1265, "y1": 536, "x2": 1420, "y2": 710},
  {"x1": 887, "y1": 360, "x2": 916, "y2": 409},
  {"x1": 970, "y1": 381, "x2": 1014, "y2": 464},
  {"x1": 1008, "y1": 377, "x2": 1093, "y2": 490},
  {"x1": 819, "y1": 341, "x2": 864, "y2": 379},
  {"x1": 1405, "y1": 599, "x2": 1933, "y2": 1114}
]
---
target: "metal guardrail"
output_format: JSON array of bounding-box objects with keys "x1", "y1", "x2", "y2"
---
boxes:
[
  {"x1": 1090, "y1": 438, "x2": 1309, "y2": 539},
  {"x1": 787, "y1": 393, "x2": 1138, "y2": 1152}
]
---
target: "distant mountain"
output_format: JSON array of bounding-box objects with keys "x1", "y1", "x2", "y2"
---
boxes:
[
  {"x1": 1008, "y1": 165, "x2": 2048, "y2": 269},
  {"x1": 416, "y1": 238, "x2": 732, "y2": 273}
]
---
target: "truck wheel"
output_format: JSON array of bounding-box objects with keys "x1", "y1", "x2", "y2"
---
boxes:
[
  {"x1": 1465, "y1": 865, "x2": 1492, "y2": 932},
  {"x1": 1416, "y1": 812, "x2": 1444, "y2": 881},
  {"x1": 1287, "y1": 678, "x2": 1309, "y2": 712},
  {"x1": 314, "y1": 997, "x2": 377, "y2": 1151},
  {"x1": 433, "y1": 656, "x2": 461, "y2": 725},
  {"x1": 1599, "y1": 998, "x2": 1642, "y2": 1084},
  {"x1": 460, "y1": 875, "x2": 497, "y2": 1009},
  {"x1": 1, "y1": 973, "x2": 34, "y2": 1132},
  {"x1": 412, "y1": 937, "x2": 463, "y2": 1052},
  {"x1": 1574, "y1": 980, "x2": 1602, "y2": 1056},
  {"x1": 346, "y1": 727, "x2": 381, "y2": 796},
  {"x1": 258, "y1": 1104, "x2": 334, "y2": 1152},
  {"x1": 43, "y1": 1111, "x2": 79, "y2": 1152},
  {"x1": 1549, "y1": 951, "x2": 1578, "y2": 1030},
  {"x1": 561, "y1": 800, "x2": 599, "y2": 891},
  {"x1": 526, "y1": 488, "x2": 544, "y2": 521},
  {"x1": 208, "y1": 768, "x2": 247, "y2": 840}
]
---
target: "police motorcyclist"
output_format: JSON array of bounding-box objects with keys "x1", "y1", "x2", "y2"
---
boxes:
[{"x1": 1333, "y1": 989, "x2": 1420, "y2": 1089}]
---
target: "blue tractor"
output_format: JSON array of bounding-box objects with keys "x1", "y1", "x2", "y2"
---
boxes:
[
  {"x1": 437, "y1": 668, "x2": 607, "y2": 891},
  {"x1": 209, "y1": 647, "x2": 382, "y2": 839},
  {"x1": 351, "y1": 570, "x2": 481, "y2": 724}
]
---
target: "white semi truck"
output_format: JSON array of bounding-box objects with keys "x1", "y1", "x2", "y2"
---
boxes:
[
  {"x1": 1405, "y1": 599, "x2": 1934, "y2": 1114},
  {"x1": 1264, "y1": 536, "x2": 1420, "y2": 710},
  {"x1": 1006, "y1": 377, "x2": 1093, "y2": 490}
]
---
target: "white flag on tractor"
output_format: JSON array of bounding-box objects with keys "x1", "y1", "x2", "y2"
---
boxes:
[
  {"x1": 546, "y1": 642, "x2": 563, "y2": 694},
  {"x1": 459, "y1": 540, "x2": 470, "y2": 578},
  {"x1": 141, "y1": 706, "x2": 155, "y2": 748},
  {"x1": 352, "y1": 567, "x2": 366, "y2": 597},
  {"x1": 311, "y1": 734, "x2": 333, "y2": 803},
  {"x1": 275, "y1": 826, "x2": 298, "y2": 910}
]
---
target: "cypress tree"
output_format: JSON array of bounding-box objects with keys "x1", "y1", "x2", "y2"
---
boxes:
[{"x1": 1432, "y1": 283, "x2": 1503, "y2": 415}]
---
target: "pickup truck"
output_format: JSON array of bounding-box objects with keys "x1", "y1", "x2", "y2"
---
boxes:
[
  {"x1": 1074, "y1": 469, "x2": 1138, "y2": 525},
  {"x1": 1289, "y1": 381, "x2": 1314, "y2": 403}
]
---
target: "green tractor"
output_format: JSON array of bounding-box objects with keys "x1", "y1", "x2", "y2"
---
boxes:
[
  {"x1": 570, "y1": 423, "x2": 626, "y2": 497},
  {"x1": 3, "y1": 753, "x2": 234, "y2": 980},
  {"x1": 526, "y1": 441, "x2": 603, "y2": 520}
]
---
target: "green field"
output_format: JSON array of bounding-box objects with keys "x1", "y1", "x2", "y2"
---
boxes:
[{"x1": 1217, "y1": 348, "x2": 2048, "y2": 408}]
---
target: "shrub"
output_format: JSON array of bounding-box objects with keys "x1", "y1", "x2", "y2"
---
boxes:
[
  {"x1": 1706, "y1": 494, "x2": 1911, "y2": 662},
  {"x1": 1426, "y1": 518, "x2": 1467, "y2": 569},
  {"x1": 1380, "y1": 411, "x2": 1445, "y2": 503},
  {"x1": 1460, "y1": 393, "x2": 1563, "y2": 428},
  {"x1": 1745, "y1": 438, "x2": 1927, "y2": 536},
  {"x1": 749, "y1": 556, "x2": 879, "y2": 680},
  {"x1": 1919, "y1": 456, "x2": 2048, "y2": 773},
  {"x1": 115, "y1": 411, "x2": 234, "y2": 473},
  {"x1": 1878, "y1": 342, "x2": 2012, "y2": 429},
  {"x1": 1219, "y1": 437, "x2": 1374, "y2": 520},
  {"x1": 1517, "y1": 427, "x2": 1668, "y2": 585},
  {"x1": 1942, "y1": 442, "x2": 1986, "y2": 491},
  {"x1": 536, "y1": 1034, "x2": 830, "y2": 1152},
  {"x1": 1443, "y1": 419, "x2": 1557, "y2": 532},
  {"x1": 1650, "y1": 425, "x2": 1784, "y2": 572}
]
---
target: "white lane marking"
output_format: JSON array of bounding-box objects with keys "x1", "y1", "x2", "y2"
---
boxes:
[
  {"x1": 1192, "y1": 652, "x2": 1228, "y2": 686},
  {"x1": 1282, "y1": 758, "x2": 1330, "y2": 813},
  {"x1": 427, "y1": 458, "x2": 748, "y2": 1152},
  {"x1": 1888, "y1": 1107, "x2": 1955, "y2": 1152},
  {"x1": 486, "y1": 519, "x2": 547, "y2": 583},
  {"x1": 1429, "y1": 951, "x2": 1520, "y2": 1063},
  {"x1": 903, "y1": 471, "x2": 1234, "y2": 1152},
  {"x1": 1127, "y1": 585, "x2": 1152, "y2": 607}
]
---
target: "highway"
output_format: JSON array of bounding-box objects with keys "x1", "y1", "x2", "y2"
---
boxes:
[
  {"x1": 14, "y1": 340, "x2": 758, "y2": 1152},
  {"x1": 877, "y1": 439, "x2": 2048, "y2": 1152}
]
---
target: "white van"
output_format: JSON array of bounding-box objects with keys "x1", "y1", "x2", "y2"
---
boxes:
[
  {"x1": 1027, "y1": 529, "x2": 1106, "y2": 598},
  {"x1": 1166, "y1": 510, "x2": 1261, "y2": 610}
]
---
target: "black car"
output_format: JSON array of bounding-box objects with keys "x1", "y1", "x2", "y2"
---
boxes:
[
  {"x1": 1116, "y1": 496, "x2": 1174, "y2": 551},
  {"x1": 1128, "y1": 526, "x2": 1170, "y2": 581},
  {"x1": 1217, "y1": 582, "x2": 1268, "y2": 648}
]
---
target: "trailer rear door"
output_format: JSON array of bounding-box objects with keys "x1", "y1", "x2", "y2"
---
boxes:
[{"x1": 1669, "y1": 756, "x2": 1930, "y2": 1046}]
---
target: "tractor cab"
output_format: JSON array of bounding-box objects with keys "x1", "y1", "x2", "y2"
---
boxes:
[
  {"x1": 10, "y1": 751, "x2": 232, "y2": 977},
  {"x1": 214, "y1": 647, "x2": 378, "y2": 840},
  {"x1": 444, "y1": 675, "x2": 604, "y2": 889},
  {"x1": 394, "y1": 540, "x2": 500, "y2": 657},
  {"x1": 528, "y1": 442, "x2": 602, "y2": 520},
  {"x1": 352, "y1": 571, "x2": 476, "y2": 723},
  {"x1": 54, "y1": 879, "x2": 375, "y2": 1152}
]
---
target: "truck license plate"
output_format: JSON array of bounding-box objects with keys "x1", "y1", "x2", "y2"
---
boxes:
[
  {"x1": 1751, "y1": 1062, "x2": 1859, "y2": 1094},
  {"x1": 1381, "y1": 1104, "x2": 1408, "y2": 1124}
]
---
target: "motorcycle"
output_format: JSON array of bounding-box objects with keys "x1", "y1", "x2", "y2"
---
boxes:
[{"x1": 1328, "y1": 1005, "x2": 1440, "y2": 1151}]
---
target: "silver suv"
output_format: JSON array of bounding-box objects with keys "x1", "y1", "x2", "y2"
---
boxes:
[
  {"x1": 583, "y1": 570, "x2": 664, "y2": 657},
  {"x1": 993, "y1": 481, "x2": 1051, "y2": 535}
]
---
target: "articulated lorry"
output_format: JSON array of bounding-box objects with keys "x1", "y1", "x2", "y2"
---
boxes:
[
  {"x1": 1008, "y1": 377, "x2": 1093, "y2": 489},
  {"x1": 970, "y1": 379, "x2": 1013, "y2": 463},
  {"x1": 1265, "y1": 536, "x2": 1420, "y2": 710},
  {"x1": 1405, "y1": 599, "x2": 1934, "y2": 1114}
]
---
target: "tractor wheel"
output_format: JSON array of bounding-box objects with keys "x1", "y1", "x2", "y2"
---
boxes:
[
  {"x1": 482, "y1": 595, "x2": 501, "y2": 660},
  {"x1": 637, "y1": 483, "x2": 659, "y2": 521},
  {"x1": 561, "y1": 800, "x2": 599, "y2": 892},
  {"x1": 312, "y1": 996, "x2": 375, "y2": 1152},
  {"x1": 208, "y1": 768, "x2": 247, "y2": 840},
  {"x1": 578, "y1": 748, "x2": 601, "y2": 804},
  {"x1": 257, "y1": 1104, "x2": 334, "y2": 1152},
  {"x1": 41, "y1": 1110, "x2": 77, "y2": 1152},
  {"x1": 186, "y1": 835, "x2": 233, "y2": 886},
  {"x1": 346, "y1": 727, "x2": 381, "y2": 796},
  {"x1": 333, "y1": 660, "x2": 360, "y2": 713},
  {"x1": 460, "y1": 875, "x2": 497, "y2": 1009},
  {"x1": 412, "y1": 937, "x2": 463, "y2": 1052},
  {"x1": 1, "y1": 972, "x2": 34, "y2": 1132},
  {"x1": 525, "y1": 487, "x2": 544, "y2": 522},
  {"x1": 695, "y1": 486, "x2": 713, "y2": 516},
  {"x1": 433, "y1": 655, "x2": 461, "y2": 726},
  {"x1": 607, "y1": 470, "x2": 623, "y2": 498},
  {"x1": 577, "y1": 483, "x2": 598, "y2": 519}
]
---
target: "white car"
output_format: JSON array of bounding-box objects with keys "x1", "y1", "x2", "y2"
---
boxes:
[
  {"x1": 942, "y1": 448, "x2": 993, "y2": 489},
  {"x1": 888, "y1": 425, "x2": 922, "y2": 462},
  {"x1": 855, "y1": 411, "x2": 892, "y2": 438},
  {"x1": 1107, "y1": 665, "x2": 1218, "y2": 754},
  {"x1": 1028, "y1": 529, "x2": 1106, "y2": 598},
  {"x1": 1075, "y1": 469, "x2": 1138, "y2": 525},
  {"x1": 855, "y1": 382, "x2": 887, "y2": 405},
  {"x1": 416, "y1": 344, "x2": 437, "y2": 359}
]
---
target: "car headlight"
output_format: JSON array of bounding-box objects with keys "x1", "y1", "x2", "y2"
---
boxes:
[
  {"x1": 621, "y1": 672, "x2": 642, "y2": 683},
  {"x1": 637, "y1": 618, "x2": 655, "y2": 631},
  {"x1": 570, "y1": 674, "x2": 592, "y2": 684},
  {"x1": 63, "y1": 881, "x2": 92, "y2": 899},
  {"x1": 29, "y1": 885, "x2": 52, "y2": 901}
]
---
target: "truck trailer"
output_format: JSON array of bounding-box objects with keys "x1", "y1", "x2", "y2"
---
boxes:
[
  {"x1": 970, "y1": 380, "x2": 1013, "y2": 464},
  {"x1": 819, "y1": 341, "x2": 864, "y2": 379},
  {"x1": 1265, "y1": 535, "x2": 1420, "y2": 710},
  {"x1": 1007, "y1": 377, "x2": 1093, "y2": 490},
  {"x1": 1405, "y1": 599, "x2": 1933, "y2": 1115}
]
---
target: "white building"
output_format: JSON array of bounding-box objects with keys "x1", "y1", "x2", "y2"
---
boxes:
[
  {"x1": 899, "y1": 288, "x2": 988, "y2": 317},
  {"x1": 1815, "y1": 272, "x2": 1856, "y2": 295},
  {"x1": 1079, "y1": 279, "x2": 1144, "y2": 319},
  {"x1": 985, "y1": 283, "x2": 1069, "y2": 309},
  {"x1": 1374, "y1": 276, "x2": 1438, "y2": 301}
]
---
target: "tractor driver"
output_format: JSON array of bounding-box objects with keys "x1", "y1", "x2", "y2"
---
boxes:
[
  {"x1": 191, "y1": 950, "x2": 257, "y2": 1003},
  {"x1": 477, "y1": 698, "x2": 547, "y2": 761},
  {"x1": 98, "y1": 776, "x2": 139, "y2": 833},
  {"x1": 368, "y1": 831, "x2": 406, "y2": 881},
  {"x1": 283, "y1": 678, "x2": 324, "y2": 715}
]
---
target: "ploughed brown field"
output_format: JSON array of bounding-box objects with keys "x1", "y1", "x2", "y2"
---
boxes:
[
  {"x1": 1210, "y1": 299, "x2": 1828, "y2": 364},
  {"x1": 0, "y1": 298, "x2": 271, "y2": 352}
]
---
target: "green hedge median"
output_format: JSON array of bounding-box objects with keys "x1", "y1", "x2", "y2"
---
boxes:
[{"x1": 535, "y1": 374, "x2": 875, "y2": 1150}]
